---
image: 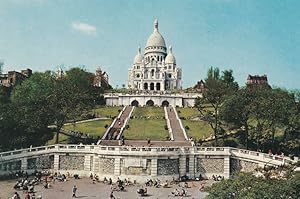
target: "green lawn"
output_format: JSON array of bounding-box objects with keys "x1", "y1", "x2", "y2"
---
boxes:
[
  {"x1": 123, "y1": 107, "x2": 168, "y2": 140},
  {"x1": 123, "y1": 119, "x2": 169, "y2": 140},
  {"x1": 177, "y1": 107, "x2": 199, "y2": 119},
  {"x1": 176, "y1": 107, "x2": 214, "y2": 140},
  {"x1": 132, "y1": 106, "x2": 164, "y2": 118},
  {"x1": 46, "y1": 119, "x2": 112, "y2": 145},
  {"x1": 94, "y1": 106, "x2": 122, "y2": 118},
  {"x1": 181, "y1": 120, "x2": 213, "y2": 140},
  {"x1": 46, "y1": 133, "x2": 70, "y2": 145},
  {"x1": 64, "y1": 119, "x2": 112, "y2": 137}
]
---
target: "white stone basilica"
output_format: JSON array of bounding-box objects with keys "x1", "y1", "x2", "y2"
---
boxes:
[{"x1": 128, "y1": 19, "x2": 182, "y2": 91}]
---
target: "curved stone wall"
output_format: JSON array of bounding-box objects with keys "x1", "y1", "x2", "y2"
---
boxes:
[{"x1": 0, "y1": 145, "x2": 296, "y2": 182}]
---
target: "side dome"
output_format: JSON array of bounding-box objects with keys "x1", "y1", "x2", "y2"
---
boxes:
[
  {"x1": 146, "y1": 19, "x2": 166, "y2": 48},
  {"x1": 165, "y1": 46, "x2": 176, "y2": 64},
  {"x1": 133, "y1": 47, "x2": 143, "y2": 64}
]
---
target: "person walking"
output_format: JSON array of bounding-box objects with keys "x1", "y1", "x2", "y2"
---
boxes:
[{"x1": 72, "y1": 185, "x2": 77, "y2": 197}]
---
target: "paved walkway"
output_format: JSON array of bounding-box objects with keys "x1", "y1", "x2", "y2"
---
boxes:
[
  {"x1": 0, "y1": 178, "x2": 209, "y2": 199},
  {"x1": 166, "y1": 107, "x2": 187, "y2": 141},
  {"x1": 104, "y1": 106, "x2": 134, "y2": 140},
  {"x1": 100, "y1": 140, "x2": 191, "y2": 147}
]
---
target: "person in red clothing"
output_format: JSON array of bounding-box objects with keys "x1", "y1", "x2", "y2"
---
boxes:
[{"x1": 25, "y1": 192, "x2": 31, "y2": 199}]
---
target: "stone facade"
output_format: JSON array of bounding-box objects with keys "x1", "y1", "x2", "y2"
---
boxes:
[
  {"x1": 157, "y1": 159, "x2": 179, "y2": 175},
  {"x1": 196, "y1": 158, "x2": 224, "y2": 174},
  {"x1": 104, "y1": 93, "x2": 200, "y2": 107},
  {"x1": 59, "y1": 155, "x2": 84, "y2": 170},
  {"x1": 0, "y1": 68, "x2": 32, "y2": 87},
  {"x1": 128, "y1": 20, "x2": 182, "y2": 91},
  {"x1": 0, "y1": 160, "x2": 21, "y2": 171},
  {"x1": 28, "y1": 155, "x2": 54, "y2": 170},
  {"x1": 120, "y1": 158, "x2": 151, "y2": 176},
  {"x1": 230, "y1": 158, "x2": 259, "y2": 173},
  {"x1": 93, "y1": 67, "x2": 110, "y2": 89},
  {"x1": 98, "y1": 158, "x2": 115, "y2": 174}
]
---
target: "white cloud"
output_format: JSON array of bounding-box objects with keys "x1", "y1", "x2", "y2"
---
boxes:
[{"x1": 71, "y1": 22, "x2": 97, "y2": 36}]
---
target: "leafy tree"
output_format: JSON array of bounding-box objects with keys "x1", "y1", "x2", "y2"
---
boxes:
[
  {"x1": 220, "y1": 89, "x2": 253, "y2": 149},
  {"x1": 206, "y1": 172, "x2": 300, "y2": 199},
  {"x1": 196, "y1": 67, "x2": 237, "y2": 146},
  {"x1": 10, "y1": 68, "x2": 94, "y2": 146}
]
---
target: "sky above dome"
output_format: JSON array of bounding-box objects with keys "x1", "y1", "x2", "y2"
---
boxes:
[{"x1": 0, "y1": 0, "x2": 299, "y2": 89}]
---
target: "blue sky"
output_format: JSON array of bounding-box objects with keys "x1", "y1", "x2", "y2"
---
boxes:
[{"x1": 0, "y1": 0, "x2": 299, "y2": 89}]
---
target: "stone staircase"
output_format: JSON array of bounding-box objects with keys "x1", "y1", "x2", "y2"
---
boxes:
[
  {"x1": 102, "y1": 106, "x2": 134, "y2": 140},
  {"x1": 165, "y1": 106, "x2": 188, "y2": 141}
]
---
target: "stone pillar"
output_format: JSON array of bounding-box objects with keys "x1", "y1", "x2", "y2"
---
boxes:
[
  {"x1": 21, "y1": 158, "x2": 27, "y2": 171},
  {"x1": 114, "y1": 157, "x2": 121, "y2": 176},
  {"x1": 188, "y1": 155, "x2": 195, "y2": 179},
  {"x1": 84, "y1": 155, "x2": 91, "y2": 172},
  {"x1": 224, "y1": 156, "x2": 230, "y2": 179},
  {"x1": 53, "y1": 154, "x2": 60, "y2": 171},
  {"x1": 151, "y1": 158, "x2": 158, "y2": 176},
  {"x1": 179, "y1": 156, "x2": 186, "y2": 177}
]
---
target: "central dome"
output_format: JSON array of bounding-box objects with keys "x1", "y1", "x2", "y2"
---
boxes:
[{"x1": 146, "y1": 19, "x2": 166, "y2": 48}]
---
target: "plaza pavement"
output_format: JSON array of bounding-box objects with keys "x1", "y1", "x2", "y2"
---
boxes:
[{"x1": 0, "y1": 178, "x2": 209, "y2": 199}]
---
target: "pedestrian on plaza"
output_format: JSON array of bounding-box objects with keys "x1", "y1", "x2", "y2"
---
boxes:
[
  {"x1": 25, "y1": 192, "x2": 31, "y2": 199},
  {"x1": 72, "y1": 185, "x2": 77, "y2": 197}
]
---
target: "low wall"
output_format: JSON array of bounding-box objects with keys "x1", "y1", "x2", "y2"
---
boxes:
[{"x1": 0, "y1": 145, "x2": 296, "y2": 182}]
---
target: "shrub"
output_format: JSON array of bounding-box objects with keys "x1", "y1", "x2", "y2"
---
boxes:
[
  {"x1": 185, "y1": 125, "x2": 190, "y2": 130},
  {"x1": 104, "y1": 124, "x2": 109, "y2": 128},
  {"x1": 125, "y1": 124, "x2": 130, "y2": 129}
]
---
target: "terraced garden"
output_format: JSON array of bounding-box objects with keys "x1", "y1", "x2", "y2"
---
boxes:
[{"x1": 122, "y1": 107, "x2": 169, "y2": 140}]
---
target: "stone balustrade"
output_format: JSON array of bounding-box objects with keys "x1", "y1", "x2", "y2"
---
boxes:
[{"x1": 0, "y1": 144, "x2": 297, "y2": 182}]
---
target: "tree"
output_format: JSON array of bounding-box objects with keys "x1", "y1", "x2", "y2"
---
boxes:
[
  {"x1": 206, "y1": 172, "x2": 300, "y2": 199},
  {"x1": 196, "y1": 67, "x2": 238, "y2": 146},
  {"x1": 10, "y1": 68, "x2": 94, "y2": 146},
  {"x1": 49, "y1": 68, "x2": 94, "y2": 143},
  {"x1": 220, "y1": 89, "x2": 253, "y2": 149}
]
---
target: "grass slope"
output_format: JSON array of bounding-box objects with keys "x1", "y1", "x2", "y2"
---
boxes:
[{"x1": 123, "y1": 107, "x2": 169, "y2": 140}]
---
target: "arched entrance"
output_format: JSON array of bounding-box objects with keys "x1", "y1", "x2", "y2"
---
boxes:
[
  {"x1": 131, "y1": 100, "x2": 139, "y2": 107},
  {"x1": 162, "y1": 100, "x2": 169, "y2": 107},
  {"x1": 150, "y1": 83, "x2": 154, "y2": 90},
  {"x1": 146, "y1": 99, "x2": 154, "y2": 106},
  {"x1": 144, "y1": 83, "x2": 148, "y2": 90},
  {"x1": 156, "y1": 83, "x2": 161, "y2": 91}
]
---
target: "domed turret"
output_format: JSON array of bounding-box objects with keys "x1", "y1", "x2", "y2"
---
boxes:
[
  {"x1": 133, "y1": 47, "x2": 143, "y2": 64},
  {"x1": 165, "y1": 46, "x2": 176, "y2": 64}
]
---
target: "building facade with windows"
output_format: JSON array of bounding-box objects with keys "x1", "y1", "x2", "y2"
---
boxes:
[{"x1": 128, "y1": 19, "x2": 182, "y2": 91}]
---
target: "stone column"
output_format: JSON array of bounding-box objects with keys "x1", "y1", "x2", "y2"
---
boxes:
[
  {"x1": 84, "y1": 155, "x2": 91, "y2": 172},
  {"x1": 21, "y1": 158, "x2": 27, "y2": 171},
  {"x1": 188, "y1": 155, "x2": 195, "y2": 179},
  {"x1": 179, "y1": 156, "x2": 186, "y2": 177},
  {"x1": 53, "y1": 154, "x2": 60, "y2": 171},
  {"x1": 224, "y1": 156, "x2": 230, "y2": 179},
  {"x1": 151, "y1": 158, "x2": 158, "y2": 177},
  {"x1": 114, "y1": 157, "x2": 121, "y2": 176}
]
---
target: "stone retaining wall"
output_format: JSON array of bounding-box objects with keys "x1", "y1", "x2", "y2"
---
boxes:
[
  {"x1": 59, "y1": 155, "x2": 84, "y2": 170},
  {"x1": 0, "y1": 160, "x2": 21, "y2": 171},
  {"x1": 98, "y1": 158, "x2": 115, "y2": 174},
  {"x1": 28, "y1": 155, "x2": 54, "y2": 170},
  {"x1": 196, "y1": 158, "x2": 224, "y2": 174},
  {"x1": 157, "y1": 159, "x2": 179, "y2": 175},
  {"x1": 230, "y1": 159, "x2": 259, "y2": 173}
]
